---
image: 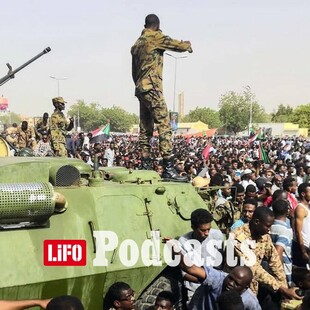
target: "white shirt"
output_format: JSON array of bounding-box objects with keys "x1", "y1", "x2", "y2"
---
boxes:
[
  {"x1": 82, "y1": 135, "x2": 90, "y2": 149},
  {"x1": 297, "y1": 203, "x2": 310, "y2": 248},
  {"x1": 104, "y1": 148, "x2": 115, "y2": 167},
  {"x1": 178, "y1": 229, "x2": 223, "y2": 294}
]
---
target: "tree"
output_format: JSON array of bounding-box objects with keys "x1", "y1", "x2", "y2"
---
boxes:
[
  {"x1": 68, "y1": 100, "x2": 103, "y2": 132},
  {"x1": 68, "y1": 100, "x2": 139, "y2": 132},
  {"x1": 101, "y1": 106, "x2": 139, "y2": 132},
  {"x1": 290, "y1": 104, "x2": 310, "y2": 130},
  {"x1": 271, "y1": 104, "x2": 293, "y2": 122},
  {"x1": 218, "y1": 88, "x2": 267, "y2": 134},
  {"x1": 0, "y1": 112, "x2": 22, "y2": 128},
  {"x1": 182, "y1": 107, "x2": 222, "y2": 128}
]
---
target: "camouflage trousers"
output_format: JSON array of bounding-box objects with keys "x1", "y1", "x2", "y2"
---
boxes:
[
  {"x1": 137, "y1": 90, "x2": 172, "y2": 157},
  {"x1": 51, "y1": 140, "x2": 67, "y2": 157}
]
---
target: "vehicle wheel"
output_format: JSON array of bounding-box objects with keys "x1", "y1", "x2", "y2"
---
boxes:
[{"x1": 135, "y1": 274, "x2": 183, "y2": 310}]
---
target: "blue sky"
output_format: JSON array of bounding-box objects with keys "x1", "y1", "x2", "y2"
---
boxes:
[{"x1": 1, "y1": 0, "x2": 309, "y2": 118}]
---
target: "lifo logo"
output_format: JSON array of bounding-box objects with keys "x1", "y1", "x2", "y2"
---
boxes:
[{"x1": 44, "y1": 240, "x2": 86, "y2": 266}]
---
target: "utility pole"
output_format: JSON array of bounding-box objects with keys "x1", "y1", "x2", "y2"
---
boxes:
[
  {"x1": 165, "y1": 53, "x2": 187, "y2": 112},
  {"x1": 49, "y1": 76, "x2": 68, "y2": 96},
  {"x1": 245, "y1": 85, "x2": 253, "y2": 135}
]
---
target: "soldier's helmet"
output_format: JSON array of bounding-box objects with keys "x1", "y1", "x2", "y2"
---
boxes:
[{"x1": 52, "y1": 97, "x2": 67, "y2": 107}]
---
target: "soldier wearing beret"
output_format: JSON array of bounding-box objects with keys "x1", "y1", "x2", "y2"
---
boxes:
[
  {"x1": 131, "y1": 14, "x2": 192, "y2": 181},
  {"x1": 50, "y1": 97, "x2": 73, "y2": 157}
]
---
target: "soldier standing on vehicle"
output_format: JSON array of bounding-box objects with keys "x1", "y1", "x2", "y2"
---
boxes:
[
  {"x1": 50, "y1": 97, "x2": 74, "y2": 157},
  {"x1": 131, "y1": 14, "x2": 192, "y2": 181}
]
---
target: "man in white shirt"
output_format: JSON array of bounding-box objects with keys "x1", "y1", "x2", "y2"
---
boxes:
[{"x1": 104, "y1": 142, "x2": 115, "y2": 167}]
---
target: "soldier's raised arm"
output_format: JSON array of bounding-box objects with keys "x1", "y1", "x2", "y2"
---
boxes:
[{"x1": 155, "y1": 31, "x2": 193, "y2": 53}]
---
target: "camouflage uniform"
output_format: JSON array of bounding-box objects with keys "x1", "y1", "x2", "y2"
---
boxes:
[
  {"x1": 131, "y1": 28, "x2": 191, "y2": 157},
  {"x1": 35, "y1": 119, "x2": 49, "y2": 139},
  {"x1": 16, "y1": 126, "x2": 36, "y2": 149},
  {"x1": 50, "y1": 102, "x2": 73, "y2": 157},
  {"x1": 197, "y1": 188, "x2": 217, "y2": 212},
  {"x1": 212, "y1": 198, "x2": 241, "y2": 236},
  {"x1": 5, "y1": 126, "x2": 18, "y2": 146},
  {"x1": 230, "y1": 223, "x2": 287, "y2": 295}
]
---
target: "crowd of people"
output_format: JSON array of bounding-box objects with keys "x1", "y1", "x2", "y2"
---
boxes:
[
  {"x1": 79, "y1": 133, "x2": 310, "y2": 310},
  {"x1": 97, "y1": 133, "x2": 309, "y2": 309},
  {"x1": 1, "y1": 94, "x2": 310, "y2": 310},
  {"x1": 1, "y1": 110, "x2": 310, "y2": 310},
  {"x1": 2, "y1": 122, "x2": 310, "y2": 309},
  {"x1": 0, "y1": 10, "x2": 309, "y2": 309}
]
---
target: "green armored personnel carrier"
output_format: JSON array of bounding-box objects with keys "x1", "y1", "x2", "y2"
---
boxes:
[{"x1": 0, "y1": 156, "x2": 208, "y2": 309}]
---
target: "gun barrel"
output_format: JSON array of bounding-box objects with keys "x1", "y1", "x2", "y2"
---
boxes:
[{"x1": 0, "y1": 47, "x2": 51, "y2": 87}]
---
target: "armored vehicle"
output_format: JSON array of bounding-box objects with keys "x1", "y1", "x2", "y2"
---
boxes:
[{"x1": 0, "y1": 156, "x2": 208, "y2": 309}]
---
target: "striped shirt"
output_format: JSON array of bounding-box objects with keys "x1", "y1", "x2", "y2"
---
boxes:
[{"x1": 270, "y1": 219, "x2": 293, "y2": 287}]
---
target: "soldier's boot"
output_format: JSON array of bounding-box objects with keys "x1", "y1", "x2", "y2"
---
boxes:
[
  {"x1": 141, "y1": 157, "x2": 153, "y2": 170},
  {"x1": 162, "y1": 157, "x2": 188, "y2": 182}
]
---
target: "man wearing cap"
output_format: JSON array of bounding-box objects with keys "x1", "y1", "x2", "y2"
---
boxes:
[
  {"x1": 50, "y1": 97, "x2": 74, "y2": 157},
  {"x1": 192, "y1": 176, "x2": 210, "y2": 188},
  {"x1": 192, "y1": 176, "x2": 217, "y2": 211}
]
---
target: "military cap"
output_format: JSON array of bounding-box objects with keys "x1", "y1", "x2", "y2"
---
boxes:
[
  {"x1": 192, "y1": 176, "x2": 210, "y2": 188},
  {"x1": 52, "y1": 97, "x2": 67, "y2": 105}
]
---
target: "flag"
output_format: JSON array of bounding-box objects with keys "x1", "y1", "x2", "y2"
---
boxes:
[
  {"x1": 257, "y1": 129, "x2": 263, "y2": 140},
  {"x1": 202, "y1": 144, "x2": 211, "y2": 160},
  {"x1": 258, "y1": 141, "x2": 270, "y2": 164},
  {"x1": 247, "y1": 128, "x2": 262, "y2": 145},
  {"x1": 186, "y1": 136, "x2": 191, "y2": 144},
  {"x1": 90, "y1": 123, "x2": 110, "y2": 143}
]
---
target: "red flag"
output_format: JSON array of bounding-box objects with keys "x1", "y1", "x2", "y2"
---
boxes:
[
  {"x1": 247, "y1": 128, "x2": 262, "y2": 145},
  {"x1": 202, "y1": 144, "x2": 211, "y2": 160},
  {"x1": 90, "y1": 123, "x2": 111, "y2": 143},
  {"x1": 186, "y1": 136, "x2": 191, "y2": 144}
]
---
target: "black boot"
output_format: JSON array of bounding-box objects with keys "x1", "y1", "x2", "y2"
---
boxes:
[
  {"x1": 162, "y1": 158, "x2": 188, "y2": 182},
  {"x1": 141, "y1": 157, "x2": 153, "y2": 170}
]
